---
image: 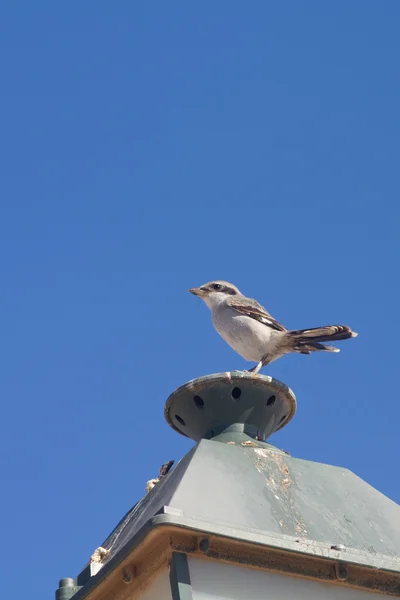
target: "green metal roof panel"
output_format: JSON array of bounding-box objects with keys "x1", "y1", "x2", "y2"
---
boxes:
[
  {"x1": 98, "y1": 438, "x2": 400, "y2": 566},
  {"x1": 175, "y1": 440, "x2": 400, "y2": 555}
]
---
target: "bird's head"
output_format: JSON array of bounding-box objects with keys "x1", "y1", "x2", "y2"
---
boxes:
[{"x1": 189, "y1": 280, "x2": 241, "y2": 309}]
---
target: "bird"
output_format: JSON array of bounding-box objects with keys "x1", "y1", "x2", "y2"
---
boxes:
[
  {"x1": 146, "y1": 460, "x2": 175, "y2": 493},
  {"x1": 189, "y1": 281, "x2": 357, "y2": 374},
  {"x1": 159, "y1": 460, "x2": 174, "y2": 477}
]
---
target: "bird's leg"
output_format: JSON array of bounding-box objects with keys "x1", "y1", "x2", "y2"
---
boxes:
[
  {"x1": 247, "y1": 361, "x2": 262, "y2": 374},
  {"x1": 247, "y1": 354, "x2": 269, "y2": 375}
]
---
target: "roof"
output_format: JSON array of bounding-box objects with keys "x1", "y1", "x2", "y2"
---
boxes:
[
  {"x1": 73, "y1": 372, "x2": 400, "y2": 597},
  {"x1": 98, "y1": 437, "x2": 400, "y2": 567}
]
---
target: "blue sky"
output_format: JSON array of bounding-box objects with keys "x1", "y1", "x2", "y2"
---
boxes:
[{"x1": 0, "y1": 1, "x2": 399, "y2": 596}]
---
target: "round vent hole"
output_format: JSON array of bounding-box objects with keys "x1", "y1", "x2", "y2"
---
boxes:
[
  {"x1": 193, "y1": 395, "x2": 204, "y2": 409},
  {"x1": 266, "y1": 395, "x2": 276, "y2": 407},
  {"x1": 231, "y1": 387, "x2": 242, "y2": 401},
  {"x1": 175, "y1": 414, "x2": 186, "y2": 426}
]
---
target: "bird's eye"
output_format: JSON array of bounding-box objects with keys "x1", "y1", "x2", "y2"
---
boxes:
[{"x1": 212, "y1": 283, "x2": 222, "y2": 290}]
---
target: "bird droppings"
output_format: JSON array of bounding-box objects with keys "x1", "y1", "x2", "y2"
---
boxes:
[
  {"x1": 251, "y1": 446, "x2": 309, "y2": 537},
  {"x1": 90, "y1": 546, "x2": 109, "y2": 563},
  {"x1": 146, "y1": 478, "x2": 159, "y2": 492},
  {"x1": 253, "y1": 447, "x2": 282, "y2": 458},
  {"x1": 241, "y1": 440, "x2": 257, "y2": 447},
  {"x1": 226, "y1": 441, "x2": 236, "y2": 445},
  {"x1": 295, "y1": 522, "x2": 303, "y2": 534},
  {"x1": 254, "y1": 448, "x2": 269, "y2": 457}
]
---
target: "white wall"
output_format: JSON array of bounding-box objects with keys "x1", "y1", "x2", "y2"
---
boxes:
[
  {"x1": 139, "y1": 568, "x2": 172, "y2": 600},
  {"x1": 189, "y1": 558, "x2": 383, "y2": 600}
]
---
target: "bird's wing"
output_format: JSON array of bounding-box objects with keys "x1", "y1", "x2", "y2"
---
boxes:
[{"x1": 226, "y1": 296, "x2": 287, "y2": 332}]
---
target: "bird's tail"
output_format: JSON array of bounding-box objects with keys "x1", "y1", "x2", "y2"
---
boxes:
[{"x1": 286, "y1": 325, "x2": 358, "y2": 354}]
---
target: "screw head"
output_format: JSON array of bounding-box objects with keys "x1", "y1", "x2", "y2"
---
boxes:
[
  {"x1": 331, "y1": 544, "x2": 345, "y2": 551},
  {"x1": 199, "y1": 538, "x2": 210, "y2": 553},
  {"x1": 122, "y1": 566, "x2": 135, "y2": 584},
  {"x1": 336, "y1": 564, "x2": 348, "y2": 581}
]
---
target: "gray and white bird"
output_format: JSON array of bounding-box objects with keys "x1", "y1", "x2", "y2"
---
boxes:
[{"x1": 189, "y1": 281, "x2": 357, "y2": 374}]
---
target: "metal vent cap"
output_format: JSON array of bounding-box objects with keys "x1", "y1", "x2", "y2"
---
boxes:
[{"x1": 165, "y1": 371, "x2": 296, "y2": 443}]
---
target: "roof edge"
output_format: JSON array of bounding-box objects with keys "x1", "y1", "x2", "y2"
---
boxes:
[{"x1": 68, "y1": 511, "x2": 400, "y2": 600}]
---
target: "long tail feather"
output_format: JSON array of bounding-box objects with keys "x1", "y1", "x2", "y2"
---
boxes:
[
  {"x1": 287, "y1": 325, "x2": 357, "y2": 354},
  {"x1": 289, "y1": 325, "x2": 357, "y2": 343}
]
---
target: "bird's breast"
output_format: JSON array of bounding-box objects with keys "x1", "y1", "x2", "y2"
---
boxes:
[{"x1": 212, "y1": 306, "x2": 276, "y2": 362}]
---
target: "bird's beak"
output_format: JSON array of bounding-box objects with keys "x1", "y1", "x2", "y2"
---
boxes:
[{"x1": 189, "y1": 287, "x2": 205, "y2": 297}]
